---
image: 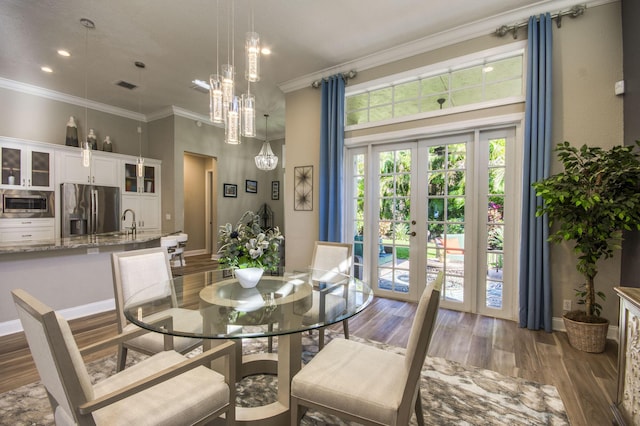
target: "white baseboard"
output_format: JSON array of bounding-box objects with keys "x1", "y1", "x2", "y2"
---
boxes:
[
  {"x1": 552, "y1": 315, "x2": 619, "y2": 343},
  {"x1": 185, "y1": 249, "x2": 207, "y2": 257},
  {"x1": 0, "y1": 298, "x2": 115, "y2": 336}
]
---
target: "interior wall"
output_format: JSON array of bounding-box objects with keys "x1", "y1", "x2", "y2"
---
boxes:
[
  {"x1": 283, "y1": 87, "x2": 322, "y2": 271},
  {"x1": 148, "y1": 115, "x2": 175, "y2": 232},
  {"x1": 284, "y1": 2, "x2": 624, "y2": 324},
  {"x1": 172, "y1": 115, "x2": 285, "y2": 237},
  {"x1": 549, "y1": 2, "x2": 623, "y2": 323},
  {"x1": 0, "y1": 87, "x2": 147, "y2": 154}
]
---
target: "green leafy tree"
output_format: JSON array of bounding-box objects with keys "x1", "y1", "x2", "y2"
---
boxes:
[{"x1": 533, "y1": 141, "x2": 640, "y2": 320}]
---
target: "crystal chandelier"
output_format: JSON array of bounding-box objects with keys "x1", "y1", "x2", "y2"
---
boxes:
[
  {"x1": 255, "y1": 114, "x2": 278, "y2": 171},
  {"x1": 209, "y1": 0, "x2": 260, "y2": 145}
]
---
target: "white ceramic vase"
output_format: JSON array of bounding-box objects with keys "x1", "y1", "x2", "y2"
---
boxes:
[{"x1": 234, "y1": 267, "x2": 264, "y2": 288}]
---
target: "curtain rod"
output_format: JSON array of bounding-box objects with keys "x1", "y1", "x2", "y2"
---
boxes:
[
  {"x1": 311, "y1": 70, "x2": 358, "y2": 89},
  {"x1": 495, "y1": 4, "x2": 585, "y2": 39}
]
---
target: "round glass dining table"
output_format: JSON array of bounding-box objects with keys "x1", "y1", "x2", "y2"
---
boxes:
[{"x1": 123, "y1": 268, "x2": 373, "y2": 425}]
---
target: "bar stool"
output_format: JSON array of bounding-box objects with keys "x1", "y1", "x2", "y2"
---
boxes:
[
  {"x1": 175, "y1": 233, "x2": 188, "y2": 267},
  {"x1": 160, "y1": 236, "x2": 178, "y2": 265}
]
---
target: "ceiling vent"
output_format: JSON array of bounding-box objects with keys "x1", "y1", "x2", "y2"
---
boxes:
[{"x1": 116, "y1": 80, "x2": 138, "y2": 90}]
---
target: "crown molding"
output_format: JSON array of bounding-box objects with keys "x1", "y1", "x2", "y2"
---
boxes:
[
  {"x1": 279, "y1": 0, "x2": 615, "y2": 93},
  {"x1": 0, "y1": 77, "x2": 145, "y2": 122}
]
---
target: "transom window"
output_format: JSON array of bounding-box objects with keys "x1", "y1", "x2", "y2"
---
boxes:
[{"x1": 346, "y1": 50, "x2": 523, "y2": 126}]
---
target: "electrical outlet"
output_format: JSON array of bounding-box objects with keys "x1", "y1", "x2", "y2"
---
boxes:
[{"x1": 563, "y1": 299, "x2": 571, "y2": 311}]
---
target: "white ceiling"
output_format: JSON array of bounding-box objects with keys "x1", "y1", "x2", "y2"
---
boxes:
[{"x1": 0, "y1": 0, "x2": 585, "y2": 139}]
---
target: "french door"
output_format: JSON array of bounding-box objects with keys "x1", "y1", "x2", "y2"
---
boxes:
[{"x1": 348, "y1": 127, "x2": 518, "y2": 319}]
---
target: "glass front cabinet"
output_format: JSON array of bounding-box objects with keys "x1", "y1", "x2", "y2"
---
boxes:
[
  {"x1": 121, "y1": 159, "x2": 161, "y2": 231},
  {"x1": 1, "y1": 141, "x2": 54, "y2": 190},
  {"x1": 123, "y1": 161, "x2": 157, "y2": 194}
]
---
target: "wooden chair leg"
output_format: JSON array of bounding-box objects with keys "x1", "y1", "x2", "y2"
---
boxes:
[
  {"x1": 116, "y1": 345, "x2": 128, "y2": 372},
  {"x1": 318, "y1": 328, "x2": 325, "y2": 350},
  {"x1": 343, "y1": 319, "x2": 349, "y2": 339},
  {"x1": 415, "y1": 388, "x2": 425, "y2": 426},
  {"x1": 289, "y1": 398, "x2": 300, "y2": 426}
]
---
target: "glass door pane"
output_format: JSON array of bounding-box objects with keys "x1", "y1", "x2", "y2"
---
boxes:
[
  {"x1": 143, "y1": 165, "x2": 155, "y2": 193},
  {"x1": 350, "y1": 153, "x2": 366, "y2": 280},
  {"x1": 2, "y1": 146, "x2": 21, "y2": 186},
  {"x1": 374, "y1": 146, "x2": 416, "y2": 299},
  {"x1": 485, "y1": 137, "x2": 505, "y2": 309},
  {"x1": 426, "y1": 141, "x2": 468, "y2": 307},
  {"x1": 124, "y1": 163, "x2": 138, "y2": 192},
  {"x1": 31, "y1": 150, "x2": 50, "y2": 188},
  {"x1": 476, "y1": 128, "x2": 515, "y2": 319}
]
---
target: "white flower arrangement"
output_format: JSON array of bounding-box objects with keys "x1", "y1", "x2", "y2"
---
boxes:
[{"x1": 218, "y1": 210, "x2": 284, "y2": 271}]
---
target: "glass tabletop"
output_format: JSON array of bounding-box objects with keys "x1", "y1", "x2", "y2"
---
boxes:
[{"x1": 123, "y1": 268, "x2": 373, "y2": 339}]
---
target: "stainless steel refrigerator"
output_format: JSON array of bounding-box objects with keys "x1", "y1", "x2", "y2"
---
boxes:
[{"x1": 60, "y1": 183, "x2": 120, "y2": 237}]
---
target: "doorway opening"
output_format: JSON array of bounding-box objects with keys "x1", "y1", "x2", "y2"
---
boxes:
[{"x1": 183, "y1": 153, "x2": 217, "y2": 256}]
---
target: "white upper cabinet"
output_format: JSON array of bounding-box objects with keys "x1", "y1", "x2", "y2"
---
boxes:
[
  {"x1": 56, "y1": 149, "x2": 119, "y2": 187},
  {"x1": 0, "y1": 140, "x2": 54, "y2": 190}
]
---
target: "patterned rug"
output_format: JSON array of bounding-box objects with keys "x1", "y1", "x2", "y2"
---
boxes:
[{"x1": 0, "y1": 331, "x2": 568, "y2": 425}]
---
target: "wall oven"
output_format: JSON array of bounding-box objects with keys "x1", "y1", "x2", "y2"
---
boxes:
[{"x1": 0, "y1": 189, "x2": 54, "y2": 218}]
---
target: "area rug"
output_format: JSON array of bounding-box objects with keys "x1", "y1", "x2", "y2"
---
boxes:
[{"x1": 0, "y1": 331, "x2": 568, "y2": 425}]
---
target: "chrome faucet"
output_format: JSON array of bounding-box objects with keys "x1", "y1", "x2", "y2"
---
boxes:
[{"x1": 122, "y1": 209, "x2": 137, "y2": 237}]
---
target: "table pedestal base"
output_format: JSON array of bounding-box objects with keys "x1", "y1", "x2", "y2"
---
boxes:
[{"x1": 225, "y1": 333, "x2": 302, "y2": 425}]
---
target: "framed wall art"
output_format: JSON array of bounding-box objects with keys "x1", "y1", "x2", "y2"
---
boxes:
[
  {"x1": 271, "y1": 181, "x2": 280, "y2": 200},
  {"x1": 294, "y1": 165, "x2": 313, "y2": 211},
  {"x1": 245, "y1": 179, "x2": 258, "y2": 193},
  {"x1": 223, "y1": 183, "x2": 237, "y2": 198}
]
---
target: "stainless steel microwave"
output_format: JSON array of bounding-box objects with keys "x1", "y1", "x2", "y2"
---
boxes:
[{"x1": 0, "y1": 189, "x2": 54, "y2": 218}]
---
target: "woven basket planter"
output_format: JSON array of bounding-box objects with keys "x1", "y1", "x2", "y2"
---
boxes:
[{"x1": 563, "y1": 314, "x2": 609, "y2": 353}]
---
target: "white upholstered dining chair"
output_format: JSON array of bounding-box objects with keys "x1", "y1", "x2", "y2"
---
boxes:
[
  {"x1": 305, "y1": 241, "x2": 353, "y2": 350},
  {"x1": 111, "y1": 247, "x2": 202, "y2": 371},
  {"x1": 12, "y1": 288, "x2": 235, "y2": 426},
  {"x1": 291, "y1": 272, "x2": 442, "y2": 426}
]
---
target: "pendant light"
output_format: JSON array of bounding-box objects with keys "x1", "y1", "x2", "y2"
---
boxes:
[
  {"x1": 208, "y1": 0, "x2": 264, "y2": 144},
  {"x1": 135, "y1": 61, "x2": 145, "y2": 177},
  {"x1": 245, "y1": 3, "x2": 260, "y2": 83},
  {"x1": 209, "y1": 0, "x2": 223, "y2": 124},
  {"x1": 240, "y1": 2, "x2": 258, "y2": 137},
  {"x1": 226, "y1": 96, "x2": 240, "y2": 144},
  {"x1": 222, "y1": 0, "x2": 236, "y2": 143},
  {"x1": 255, "y1": 114, "x2": 278, "y2": 170},
  {"x1": 241, "y1": 87, "x2": 255, "y2": 137},
  {"x1": 80, "y1": 18, "x2": 94, "y2": 168}
]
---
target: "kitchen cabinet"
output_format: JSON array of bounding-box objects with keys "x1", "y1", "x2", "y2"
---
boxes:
[
  {"x1": 123, "y1": 160, "x2": 159, "y2": 194},
  {"x1": 612, "y1": 287, "x2": 640, "y2": 426},
  {"x1": 120, "y1": 158, "x2": 161, "y2": 231},
  {"x1": 0, "y1": 140, "x2": 54, "y2": 190},
  {"x1": 121, "y1": 194, "x2": 160, "y2": 231},
  {"x1": 56, "y1": 149, "x2": 119, "y2": 187},
  {"x1": 0, "y1": 218, "x2": 55, "y2": 242}
]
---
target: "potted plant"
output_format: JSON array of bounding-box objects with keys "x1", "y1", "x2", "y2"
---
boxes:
[
  {"x1": 218, "y1": 210, "x2": 284, "y2": 288},
  {"x1": 533, "y1": 141, "x2": 640, "y2": 352}
]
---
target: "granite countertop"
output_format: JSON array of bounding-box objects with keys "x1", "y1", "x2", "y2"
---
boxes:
[{"x1": 0, "y1": 231, "x2": 169, "y2": 254}]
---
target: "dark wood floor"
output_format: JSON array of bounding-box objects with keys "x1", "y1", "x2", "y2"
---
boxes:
[{"x1": 0, "y1": 254, "x2": 617, "y2": 426}]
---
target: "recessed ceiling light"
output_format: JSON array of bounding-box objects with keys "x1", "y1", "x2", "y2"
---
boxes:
[
  {"x1": 57, "y1": 49, "x2": 71, "y2": 57},
  {"x1": 261, "y1": 47, "x2": 271, "y2": 55},
  {"x1": 41, "y1": 66, "x2": 53, "y2": 73},
  {"x1": 192, "y1": 79, "x2": 211, "y2": 90}
]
